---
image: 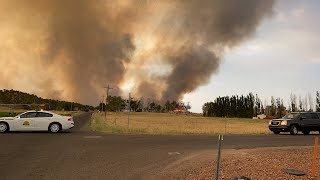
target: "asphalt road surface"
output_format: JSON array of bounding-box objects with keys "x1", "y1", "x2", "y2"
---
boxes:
[{"x1": 0, "y1": 112, "x2": 317, "y2": 180}]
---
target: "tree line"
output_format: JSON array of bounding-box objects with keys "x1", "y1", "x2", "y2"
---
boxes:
[
  {"x1": 0, "y1": 89, "x2": 190, "y2": 113},
  {"x1": 97, "y1": 96, "x2": 190, "y2": 113},
  {"x1": 203, "y1": 92, "x2": 320, "y2": 118},
  {"x1": 0, "y1": 89, "x2": 94, "y2": 111}
]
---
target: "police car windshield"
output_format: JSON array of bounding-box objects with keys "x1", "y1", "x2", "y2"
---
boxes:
[{"x1": 283, "y1": 113, "x2": 300, "y2": 119}]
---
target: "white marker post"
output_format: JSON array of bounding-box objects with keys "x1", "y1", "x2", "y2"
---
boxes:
[
  {"x1": 127, "y1": 93, "x2": 131, "y2": 129},
  {"x1": 215, "y1": 134, "x2": 223, "y2": 180}
]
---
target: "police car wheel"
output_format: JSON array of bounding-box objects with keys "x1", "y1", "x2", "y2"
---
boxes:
[
  {"x1": 49, "y1": 123, "x2": 61, "y2": 133},
  {"x1": 0, "y1": 122, "x2": 8, "y2": 133}
]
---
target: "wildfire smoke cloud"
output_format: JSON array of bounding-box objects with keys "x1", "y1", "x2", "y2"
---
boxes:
[{"x1": 0, "y1": 0, "x2": 275, "y2": 104}]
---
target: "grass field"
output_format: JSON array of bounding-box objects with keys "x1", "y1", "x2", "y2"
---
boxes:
[
  {"x1": 0, "y1": 112, "x2": 20, "y2": 117},
  {"x1": 90, "y1": 112, "x2": 271, "y2": 135}
]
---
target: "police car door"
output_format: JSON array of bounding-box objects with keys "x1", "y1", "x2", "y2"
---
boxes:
[
  {"x1": 16, "y1": 112, "x2": 37, "y2": 130},
  {"x1": 35, "y1": 112, "x2": 53, "y2": 130}
]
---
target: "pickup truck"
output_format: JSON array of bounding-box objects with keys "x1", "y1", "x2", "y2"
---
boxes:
[{"x1": 269, "y1": 112, "x2": 320, "y2": 135}]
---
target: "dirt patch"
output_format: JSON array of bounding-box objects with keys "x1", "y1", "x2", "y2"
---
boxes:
[{"x1": 185, "y1": 146, "x2": 319, "y2": 180}]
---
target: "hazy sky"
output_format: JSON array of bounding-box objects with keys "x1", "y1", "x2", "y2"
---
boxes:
[
  {"x1": 0, "y1": 0, "x2": 319, "y2": 113},
  {"x1": 184, "y1": 0, "x2": 320, "y2": 112}
]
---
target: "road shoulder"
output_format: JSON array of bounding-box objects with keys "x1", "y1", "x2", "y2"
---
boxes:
[{"x1": 183, "y1": 146, "x2": 317, "y2": 180}]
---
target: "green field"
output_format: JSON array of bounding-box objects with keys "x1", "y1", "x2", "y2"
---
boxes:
[
  {"x1": 90, "y1": 112, "x2": 271, "y2": 135},
  {"x1": 0, "y1": 112, "x2": 20, "y2": 117}
]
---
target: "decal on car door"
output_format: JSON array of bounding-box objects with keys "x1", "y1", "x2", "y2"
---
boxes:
[{"x1": 23, "y1": 120, "x2": 30, "y2": 126}]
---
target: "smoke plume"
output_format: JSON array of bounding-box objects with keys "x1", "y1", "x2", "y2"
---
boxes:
[{"x1": 0, "y1": 0, "x2": 275, "y2": 105}]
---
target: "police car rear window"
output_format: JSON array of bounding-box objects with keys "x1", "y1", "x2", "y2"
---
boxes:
[{"x1": 36, "y1": 112, "x2": 53, "y2": 118}]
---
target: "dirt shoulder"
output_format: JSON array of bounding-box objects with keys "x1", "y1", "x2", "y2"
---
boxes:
[{"x1": 153, "y1": 146, "x2": 319, "y2": 180}]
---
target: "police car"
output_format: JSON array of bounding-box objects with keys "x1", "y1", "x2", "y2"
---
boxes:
[{"x1": 0, "y1": 110, "x2": 74, "y2": 133}]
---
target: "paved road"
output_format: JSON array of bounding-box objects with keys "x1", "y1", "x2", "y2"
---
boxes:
[{"x1": 0, "y1": 113, "x2": 317, "y2": 180}]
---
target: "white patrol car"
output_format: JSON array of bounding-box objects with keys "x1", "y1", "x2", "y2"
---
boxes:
[{"x1": 0, "y1": 110, "x2": 74, "y2": 133}]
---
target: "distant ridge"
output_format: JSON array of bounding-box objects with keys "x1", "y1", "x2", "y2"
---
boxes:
[{"x1": 0, "y1": 89, "x2": 94, "y2": 111}]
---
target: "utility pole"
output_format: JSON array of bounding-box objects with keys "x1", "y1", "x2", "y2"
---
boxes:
[
  {"x1": 104, "y1": 85, "x2": 113, "y2": 121},
  {"x1": 100, "y1": 95, "x2": 105, "y2": 112},
  {"x1": 128, "y1": 93, "x2": 131, "y2": 129}
]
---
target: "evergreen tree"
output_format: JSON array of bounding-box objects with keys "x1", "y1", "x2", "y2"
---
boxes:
[
  {"x1": 255, "y1": 94, "x2": 261, "y2": 116},
  {"x1": 298, "y1": 95, "x2": 303, "y2": 111},
  {"x1": 316, "y1": 91, "x2": 320, "y2": 112},
  {"x1": 270, "y1": 96, "x2": 276, "y2": 117},
  {"x1": 106, "y1": 96, "x2": 126, "y2": 112},
  {"x1": 290, "y1": 93, "x2": 297, "y2": 112}
]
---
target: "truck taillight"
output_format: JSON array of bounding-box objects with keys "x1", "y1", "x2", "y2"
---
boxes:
[{"x1": 68, "y1": 118, "x2": 73, "y2": 122}]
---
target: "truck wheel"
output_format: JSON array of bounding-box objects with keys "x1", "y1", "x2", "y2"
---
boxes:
[
  {"x1": 290, "y1": 125, "x2": 299, "y2": 135},
  {"x1": 302, "y1": 130, "x2": 310, "y2": 135},
  {"x1": 273, "y1": 131, "x2": 280, "y2": 134}
]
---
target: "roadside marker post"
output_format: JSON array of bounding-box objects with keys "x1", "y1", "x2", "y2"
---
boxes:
[
  {"x1": 215, "y1": 134, "x2": 223, "y2": 180},
  {"x1": 224, "y1": 119, "x2": 227, "y2": 134},
  {"x1": 104, "y1": 84, "x2": 113, "y2": 122},
  {"x1": 312, "y1": 136, "x2": 318, "y2": 177},
  {"x1": 127, "y1": 93, "x2": 131, "y2": 129}
]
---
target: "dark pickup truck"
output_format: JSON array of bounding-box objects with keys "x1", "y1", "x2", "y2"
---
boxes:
[{"x1": 269, "y1": 112, "x2": 320, "y2": 135}]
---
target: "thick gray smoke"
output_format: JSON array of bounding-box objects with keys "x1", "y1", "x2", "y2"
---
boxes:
[
  {"x1": 0, "y1": 0, "x2": 275, "y2": 104},
  {"x1": 155, "y1": 0, "x2": 275, "y2": 101},
  {"x1": 38, "y1": 0, "x2": 136, "y2": 103}
]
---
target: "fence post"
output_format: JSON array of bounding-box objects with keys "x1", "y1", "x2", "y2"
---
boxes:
[
  {"x1": 312, "y1": 136, "x2": 318, "y2": 177},
  {"x1": 224, "y1": 119, "x2": 227, "y2": 134},
  {"x1": 216, "y1": 134, "x2": 223, "y2": 180}
]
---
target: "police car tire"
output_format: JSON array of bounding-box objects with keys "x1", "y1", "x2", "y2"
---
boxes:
[
  {"x1": 0, "y1": 122, "x2": 9, "y2": 133},
  {"x1": 49, "y1": 123, "x2": 61, "y2": 133}
]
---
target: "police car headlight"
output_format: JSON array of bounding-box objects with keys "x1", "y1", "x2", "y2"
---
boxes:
[{"x1": 281, "y1": 120, "x2": 287, "y2": 126}]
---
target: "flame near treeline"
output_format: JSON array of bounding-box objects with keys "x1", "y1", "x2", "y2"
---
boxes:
[{"x1": 0, "y1": 0, "x2": 275, "y2": 105}]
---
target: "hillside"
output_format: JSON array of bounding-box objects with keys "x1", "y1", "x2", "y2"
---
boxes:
[{"x1": 0, "y1": 89, "x2": 94, "y2": 111}]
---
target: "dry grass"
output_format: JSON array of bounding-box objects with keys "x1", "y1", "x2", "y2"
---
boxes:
[
  {"x1": 90, "y1": 112, "x2": 271, "y2": 135},
  {"x1": 0, "y1": 107, "x2": 11, "y2": 111}
]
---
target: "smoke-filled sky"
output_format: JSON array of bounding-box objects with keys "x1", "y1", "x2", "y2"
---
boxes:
[
  {"x1": 184, "y1": 0, "x2": 320, "y2": 112},
  {"x1": 0, "y1": 0, "x2": 319, "y2": 112}
]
